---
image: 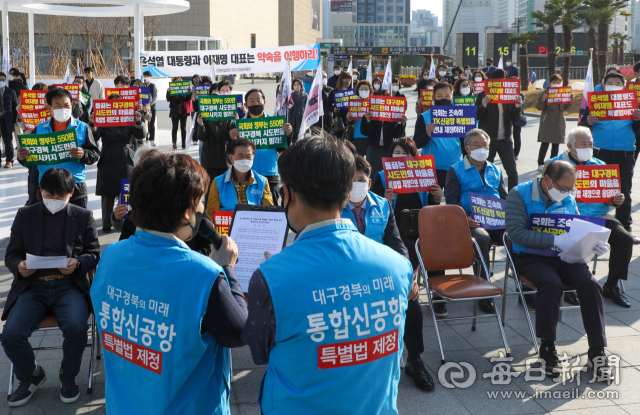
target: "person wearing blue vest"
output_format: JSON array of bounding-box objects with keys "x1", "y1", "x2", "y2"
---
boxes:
[
  {"x1": 347, "y1": 80, "x2": 375, "y2": 156},
  {"x1": 545, "y1": 127, "x2": 634, "y2": 308},
  {"x1": 445, "y1": 128, "x2": 507, "y2": 316},
  {"x1": 16, "y1": 87, "x2": 100, "y2": 209},
  {"x1": 91, "y1": 150, "x2": 248, "y2": 415},
  {"x1": 229, "y1": 88, "x2": 292, "y2": 206},
  {"x1": 579, "y1": 72, "x2": 640, "y2": 245},
  {"x1": 241, "y1": 135, "x2": 414, "y2": 414},
  {"x1": 413, "y1": 81, "x2": 464, "y2": 188},
  {"x1": 206, "y1": 137, "x2": 274, "y2": 217},
  {"x1": 505, "y1": 160, "x2": 612, "y2": 379}
]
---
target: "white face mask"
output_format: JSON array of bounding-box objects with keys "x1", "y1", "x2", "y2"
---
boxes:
[
  {"x1": 392, "y1": 153, "x2": 406, "y2": 157},
  {"x1": 359, "y1": 90, "x2": 370, "y2": 99},
  {"x1": 7, "y1": 74, "x2": 13, "y2": 81},
  {"x1": 352, "y1": 75, "x2": 358, "y2": 81},
  {"x1": 605, "y1": 85, "x2": 624, "y2": 91},
  {"x1": 547, "y1": 182, "x2": 570, "y2": 202},
  {"x1": 306, "y1": 72, "x2": 313, "y2": 77},
  {"x1": 439, "y1": 71, "x2": 446, "y2": 77},
  {"x1": 43, "y1": 197, "x2": 69, "y2": 214},
  {"x1": 294, "y1": 85, "x2": 301, "y2": 92},
  {"x1": 574, "y1": 147, "x2": 593, "y2": 162},
  {"x1": 53, "y1": 108, "x2": 72, "y2": 123},
  {"x1": 460, "y1": 87, "x2": 471, "y2": 96},
  {"x1": 322, "y1": 77, "x2": 327, "y2": 86},
  {"x1": 234, "y1": 159, "x2": 253, "y2": 173},
  {"x1": 474, "y1": 76, "x2": 483, "y2": 82},
  {"x1": 427, "y1": 86, "x2": 434, "y2": 90},
  {"x1": 143, "y1": 77, "x2": 150, "y2": 83},
  {"x1": 506, "y1": 62, "x2": 512, "y2": 66},
  {"x1": 391, "y1": 85, "x2": 399, "y2": 92},
  {"x1": 334, "y1": 70, "x2": 340, "y2": 76},
  {"x1": 350, "y1": 182, "x2": 368, "y2": 203},
  {"x1": 423, "y1": 74, "x2": 429, "y2": 79},
  {"x1": 373, "y1": 84, "x2": 381, "y2": 90},
  {"x1": 469, "y1": 148, "x2": 489, "y2": 162},
  {"x1": 550, "y1": 83, "x2": 562, "y2": 88}
]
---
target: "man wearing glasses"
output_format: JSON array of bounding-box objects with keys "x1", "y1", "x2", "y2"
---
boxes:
[{"x1": 505, "y1": 160, "x2": 612, "y2": 381}]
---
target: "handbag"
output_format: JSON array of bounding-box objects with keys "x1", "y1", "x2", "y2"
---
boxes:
[
  {"x1": 399, "y1": 209, "x2": 421, "y2": 240},
  {"x1": 331, "y1": 116, "x2": 345, "y2": 133},
  {"x1": 513, "y1": 115, "x2": 527, "y2": 127},
  {"x1": 183, "y1": 99, "x2": 194, "y2": 114}
]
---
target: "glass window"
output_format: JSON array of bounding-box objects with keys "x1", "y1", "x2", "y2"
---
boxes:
[
  {"x1": 368, "y1": 5, "x2": 374, "y2": 12},
  {"x1": 168, "y1": 41, "x2": 187, "y2": 51},
  {"x1": 397, "y1": 15, "x2": 403, "y2": 23},
  {"x1": 208, "y1": 40, "x2": 219, "y2": 50},
  {"x1": 358, "y1": 15, "x2": 364, "y2": 22},
  {"x1": 200, "y1": 41, "x2": 206, "y2": 50},
  {"x1": 387, "y1": 5, "x2": 393, "y2": 12},
  {"x1": 377, "y1": 5, "x2": 383, "y2": 12},
  {"x1": 368, "y1": 15, "x2": 374, "y2": 22},
  {"x1": 358, "y1": 5, "x2": 364, "y2": 12},
  {"x1": 158, "y1": 41, "x2": 167, "y2": 51},
  {"x1": 377, "y1": 15, "x2": 384, "y2": 22},
  {"x1": 386, "y1": 15, "x2": 393, "y2": 22},
  {"x1": 397, "y1": 5, "x2": 403, "y2": 12}
]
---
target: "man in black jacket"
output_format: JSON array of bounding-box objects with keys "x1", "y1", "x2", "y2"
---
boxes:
[
  {"x1": 475, "y1": 69, "x2": 521, "y2": 190},
  {"x1": 327, "y1": 65, "x2": 342, "y2": 89},
  {"x1": 143, "y1": 71, "x2": 158, "y2": 146},
  {"x1": 0, "y1": 72, "x2": 18, "y2": 168},
  {"x1": 2, "y1": 168, "x2": 100, "y2": 407},
  {"x1": 8, "y1": 68, "x2": 28, "y2": 98}
]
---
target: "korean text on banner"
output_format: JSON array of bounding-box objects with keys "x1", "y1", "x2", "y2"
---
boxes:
[
  {"x1": 93, "y1": 99, "x2": 138, "y2": 127},
  {"x1": 576, "y1": 165, "x2": 621, "y2": 203},
  {"x1": 627, "y1": 82, "x2": 640, "y2": 104},
  {"x1": 526, "y1": 213, "x2": 605, "y2": 257},
  {"x1": 419, "y1": 89, "x2": 433, "y2": 109},
  {"x1": 453, "y1": 95, "x2": 477, "y2": 106},
  {"x1": 169, "y1": 81, "x2": 191, "y2": 96},
  {"x1": 79, "y1": 90, "x2": 91, "y2": 107},
  {"x1": 369, "y1": 96, "x2": 407, "y2": 122},
  {"x1": 485, "y1": 79, "x2": 520, "y2": 104},
  {"x1": 20, "y1": 109, "x2": 52, "y2": 131},
  {"x1": 198, "y1": 95, "x2": 238, "y2": 121},
  {"x1": 473, "y1": 82, "x2": 485, "y2": 95},
  {"x1": 547, "y1": 86, "x2": 573, "y2": 105},
  {"x1": 587, "y1": 90, "x2": 638, "y2": 121},
  {"x1": 120, "y1": 179, "x2": 130, "y2": 205},
  {"x1": 236, "y1": 116, "x2": 288, "y2": 149},
  {"x1": 20, "y1": 90, "x2": 47, "y2": 111},
  {"x1": 52, "y1": 84, "x2": 79, "y2": 101},
  {"x1": 138, "y1": 87, "x2": 150, "y2": 106},
  {"x1": 381, "y1": 155, "x2": 437, "y2": 194},
  {"x1": 194, "y1": 84, "x2": 211, "y2": 96},
  {"x1": 18, "y1": 129, "x2": 79, "y2": 167},
  {"x1": 469, "y1": 192, "x2": 505, "y2": 230},
  {"x1": 348, "y1": 98, "x2": 370, "y2": 121},
  {"x1": 334, "y1": 89, "x2": 356, "y2": 110},
  {"x1": 430, "y1": 106, "x2": 477, "y2": 138},
  {"x1": 214, "y1": 211, "x2": 233, "y2": 236},
  {"x1": 105, "y1": 87, "x2": 140, "y2": 103}
]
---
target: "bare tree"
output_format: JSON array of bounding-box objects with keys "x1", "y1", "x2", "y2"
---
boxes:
[
  {"x1": 46, "y1": 15, "x2": 74, "y2": 77},
  {"x1": 75, "y1": 16, "x2": 109, "y2": 75},
  {"x1": 144, "y1": 15, "x2": 165, "y2": 51}
]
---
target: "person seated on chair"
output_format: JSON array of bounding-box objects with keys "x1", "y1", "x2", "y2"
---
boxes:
[
  {"x1": 343, "y1": 155, "x2": 435, "y2": 393},
  {"x1": 445, "y1": 128, "x2": 507, "y2": 315},
  {"x1": 544, "y1": 127, "x2": 634, "y2": 309},
  {"x1": 206, "y1": 137, "x2": 274, "y2": 217},
  {"x1": 505, "y1": 160, "x2": 612, "y2": 380},
  {"x1": 2, "y1": 168, "x2": 100, "y2": 407}
]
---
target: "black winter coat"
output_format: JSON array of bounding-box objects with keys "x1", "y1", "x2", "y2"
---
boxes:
[{"x1": 93, "y1": 124, "x2": 144, "y2": 196}]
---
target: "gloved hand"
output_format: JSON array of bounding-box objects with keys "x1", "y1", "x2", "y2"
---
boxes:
[
  {"x1": 593, "y1": 242, "x2": 611, "y2": 256},
  {"x1": 553, "y1": 233, "x2": 573, "y2": 251}
]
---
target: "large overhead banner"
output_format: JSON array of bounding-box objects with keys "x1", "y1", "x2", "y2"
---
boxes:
[{"x1": 141, "y1": 44, "x2": 321, "y2": 76}]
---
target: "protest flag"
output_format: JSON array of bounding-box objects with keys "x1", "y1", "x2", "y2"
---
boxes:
[
  {"x1": 497, "y1": 54, "x2": 504, "y2": 70},
  {"x1": 382, "y1": 57, "x2": 393, "y2": 92},
  {"x1": 1, "y1": 42, "x2": 7, "y2": 74},
  {"x1": 209, "y1": 60, "x2": 216, "y2": 82},
  {"x1": 297, "y1": 61, "x2": 324, "y2": 140},
  {"x1": 347, "y1": 56, "x2": 352, "y2": 76},
  {"x1": 76, "y1": 59, "x2": 81, "y2": 76},
  {"x1": 63, "y1": 61, "x2": 71, "y2": 84},
  {"x1": 366, "y1": 56, "x2": 373, "y2": 84},
  {"x1": 274, "y1": 59, "x2": 293, "y2": 117},
  {"x1": 428, "y1": 55, "x2": 436, "y2": 79},
  {"x1": 578, "y1": 51, "x2": 594, "y2": 125}
]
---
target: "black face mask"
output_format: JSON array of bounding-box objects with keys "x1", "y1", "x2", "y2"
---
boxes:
[
  {"x1": 193, "y1": 78, "x2": 200, "y2": 85},
  {"x1": 188, "y1": 211, "x2": 203, "y2": 241},
  {"x1": 434, "y1": 99, "x2": 452, "y2": 106},
  {"x1": 342, "y1": 80, "x2": 351, "y2": 88},
  {"x1": 248, "y1": 105, "x2": 264, "y2": 116},
  {"x1": 283, "y1": 185, "x2": 298, "y2": 234}
]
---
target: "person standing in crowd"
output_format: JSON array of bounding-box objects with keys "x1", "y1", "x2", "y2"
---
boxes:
[
  {"x1": 17, "y1": 88, "x2": 100, "y2": 208},
  {"x1": 436, "y1": 64, "x2": 452, "y2": 84},
  {"x1": 73, "y1": 76, "x2": 89, "y2": 123},
  {"x1": 545, "y1": 127, "x2": 634, "y2": 308},
  {"x1": 327, "y1": 65, "x2": 342, "y2": 89},
  {"x1": 414, "y1": 82, "x2": 464, "y2": 188},
  {"x1": 505, "y1": 59, "x2": 519, "y2": 78},
  {"x1": 188, "y1": 74, "x2": 202, "y2": 123},
  {"x1": 288, "y1": 78, "x2": 308, "y2": 144},
  {"x1": 301, "y1": 70, "x2": 314, "y2": 94},
  {"x1": 332, "y1": 71, "x2": 354, "y2": 138},
  {"x1": 505, "y1": 160, "x2": 612, "y2": 379},
  {"x1": 579, "y1": 72, "x2": 640, "y2": 244},
  {"x1": 512, "y1": 77, "x2": 525, "y2": 160},
  {"x1": 347, "y1": 80, "x2": 374, "y2": 156},
  {"x1": 206, "y1": 137, "x2": 273, "y2": 215},
  {"x1": 166, "y1": 76, "x2": 191, "y2": 150},
  {"x1": 142, "y1": 71, "x2": 158, "y2": 146},
  {"x1": 242, "y1": 135, "x2": 413, "y2": 414},
  {"x1": 0, "y1": 72, "x2": 18, "y2": 168},
  {"x1": 83, "y1": 67, "x2": 104, "y2": 100},
  {"x1": 131, "y1": 79, "x2": 152, "y2": 143},
  {"x1": 312, "y1": 71, "x2": 334, "y2": 134},
  {"x1": 453, "y1": 78, "x2": 473, "y2": 98},
  {"x1": 3, "y1": 168, "x2": 100, "y2": 407},
  {"x1": 20, "y1": 83, "x2": 49, "y2": 206},
  {"x1": 463, "y1": 65, "x2": 472, "y2": 78},
  {"x1": 445, "y1": 129, "x2": 507, "y2": 315},
  {"x1": 475, "y1": 69, "x2": 522, "y2": 190},
  {"x1": 416, "y1": 69, "x2": 431, "y2": 91},
  {"x1": 372, "y1": 77, "x2": 385, "y2": 95},
  {"x1": 8, "y1": 68, "x2": 27, "y2": 98},
  {"x1": 89, "y1": 93, "x2": 144, "y2": 233},
  {"x1": 390, "y1": 78, "x2": 404, "y2": 98},
  {"x1": 536, "y1": 74, "x2": 573, "y2": 171},
  {"x1": 482, "y1": 58, "x2": 496, "y2": 76},
  {"x1": 450, "y1": 66, "x2": 464, "y2": 84},
  {"x1": 595, "y1": 67, "x2": 622, "y2": 91},
  {"x1": 472, "y1": 69, "x2": 487, "y2": 91},
  {"x1": 228, "y1": 88, "x2": 292, "y2": 205},
  {"x1": 91, "y1": 150, "x2": 248, "y2": 415}
]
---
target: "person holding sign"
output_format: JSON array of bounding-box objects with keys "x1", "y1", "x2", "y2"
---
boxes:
[
  {"x1": 0, "y1": 72, "x2": 19, "y2": 168},
  {"x1": 347, "y1": 80, "x2": 374, "y2": 156},
  {"x1": 545, "y1": 127, "x2": 634, "y2": 308},
  {"x1": 287, "y1": 78, "x2": 308, "y2": 144},
  {"x1": 166, "y1": 77, "x2": 192, "y2": 150},
  {"x1": 579, "y1": 72, "x2": 640, "y2": 242},
  {"x1": 505, "y1": 161, "x2": 612, "y2": 379},
  {"x1": 241, "y1": 135, "x2": 413, "y2": 414},
  {"x1": 72, "y1": 76, "x2": 89, "y2": 123},
  {"x1": 205, "y1": 137, "x2": 274, "y2": 216},
  {"x1": 17, "y1": 88, "x2": 100, "y2": 208},
  {"x1": 82, "y1": 67, "x2": 104, "y2": 100},
  {"x1": 332, "y1": 71, "x2": 355, "y2": 138}
]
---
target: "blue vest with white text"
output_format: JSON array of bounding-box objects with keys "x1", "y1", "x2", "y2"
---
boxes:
[
  {"x1": 35, "y1": 117, "x2": 88, "y2": 183},
  {"x1": 341, "y1": 192, "x2": 390, "y2": 244},
  {"x1": 512, "y1": 180, "x2": 578, "y2": 254},
  {"x1": 452, "y1": 156, "x2": 502, "y2": 214},
  {"x1": 420, "y1": 110, "x2": 464, "y2": 170},
  {"x1": 258, "y1": 220, "x2": 412, "y2": 414},
  {"x1": 90, "y1": 231, "x2": 230, "y2": 415},
  {"x1": 378, "y1": 171, "x2": 430, "y2": 210},
  {"x1": 215, "y1": 167, "x2": 268, "y2": 211},
  {"x1": 242, "y1": 113, "x2": 279, "y2": 176},
  {"x1": 354, "y1": 119, "x2": 366, "y2": 138}
]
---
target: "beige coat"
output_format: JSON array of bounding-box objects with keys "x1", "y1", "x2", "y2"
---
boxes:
[{"x1": 535, "y1": 88, "x2": 572, "y2": 144}]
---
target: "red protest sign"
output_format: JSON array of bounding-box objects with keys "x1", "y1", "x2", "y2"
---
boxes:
[
  {"x1": 53, "y1": 84, "x2": 79, "y2": 101},
  {"x1": 105, "y1": 87, "x2": 140, "y2": 103},
  {"x1": 485, "y1": 79, "x2": 520, "y2": 103},
  {"x1": 419, "y1": 89, "x2": 433, "y2": 109},
  {"x1": 348, "y1": 98, "x2": 370, "y2": 121},
  {"x1": 473, "y1": 82, "x2": 485, "y2": 95},
  {"x1": 381, "y1": 155, "x2": 437, "y2": 194},
  {"x1": 575, "y1": 164, "x2": 621, "y2": 204},
  {"x1": 547, "y1": 86, "x2": 573, "y2": 105},
  {"x1": 369, "y1": 96, "x2": 406, "y2": 122},
  {"x1": 20, "y1": 90, "x2": 47, "y2": 111},
  {"x1": 627, "y1": 82, "x2": 640, "y2": 104},
  {"x1": 20, "y1": 109, "x2": 52, "y2": 131},
  {"x1": 214, "y1": 211, "x2": 233, "y2": 235},
  {"x1": 93, "y1": 99, "x2": 138, "y2": 127},
  {"x1": 587, "y1": 91, "x2": 637, "y2": 121}
]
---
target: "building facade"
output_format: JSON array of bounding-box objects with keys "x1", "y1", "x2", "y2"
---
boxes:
[
  {"x1": 410, "y1": 9, "x2": 440, "y2": 47},
  {"x1": 443, "y1": 0, "x2": 494, "y2": 59}
]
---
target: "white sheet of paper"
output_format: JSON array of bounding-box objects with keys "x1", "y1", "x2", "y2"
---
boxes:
[
  {"x1": 560, "y1": 229, "x2": 611, "y2": 264},
  {"x1": 567, "y1": 218, "x2": 607, "y2": 242},
  {"x1": 26, "y1": 253, "x2": 68, "y2": 270},
  {"x1": 228, "y1": 210, "x2": 288, "y2": 292}
]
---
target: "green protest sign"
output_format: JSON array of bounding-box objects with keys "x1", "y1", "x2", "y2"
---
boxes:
[
  {"x1": 19, "y1": 128, "x2": 79, "y2": 167},
  {"x1": 169, "y1": 81, "x2": 191, "y2": 96},
  {"x1": 198, "y1": 95, "x2": 238, "y2": 121},
  {"x1": 454, "y1": 95, "x2": 477, "y2": 106},
  {"x1": 79, "y1": 90, "x2": 91, "y2": 106},
  {"x1": 236, "y1": 116, "x2": 288, "y2": 149}
]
